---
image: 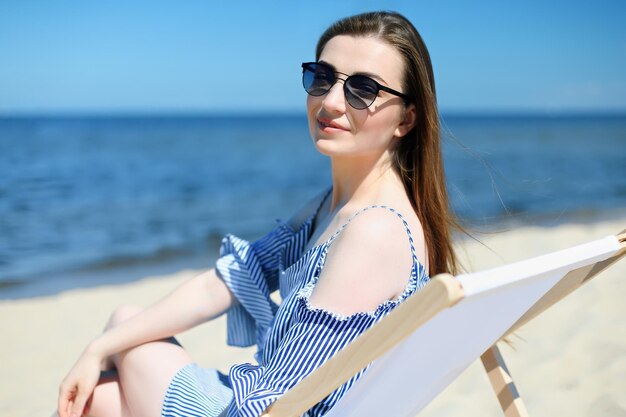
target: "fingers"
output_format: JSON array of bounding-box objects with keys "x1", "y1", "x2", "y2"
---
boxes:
[
  {"x1": 84, "y1": 395, "x2": 93, "y2": 417},
  {"x1": 57, "y1": 383, "x2": 86, "y2": 417},
  {"x1": 70, "y1": 389, "x2": 89, "y2": 417},
  {"x1": 57, "y1": 385, "x2": 73, "y2": 417}
]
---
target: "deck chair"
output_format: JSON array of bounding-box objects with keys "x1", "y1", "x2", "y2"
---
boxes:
[{"x1": 261, "y1": 229, "x2": 626, "y2": 417}]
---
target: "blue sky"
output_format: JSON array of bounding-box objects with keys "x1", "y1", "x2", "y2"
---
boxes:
[{"x1": 1, "y1": 1, "x2": 625, "y2": 114}]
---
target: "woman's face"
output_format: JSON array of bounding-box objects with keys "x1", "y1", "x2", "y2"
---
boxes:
[{"x1": 306, "y1": 35, "x2": 414, "y2": 159}]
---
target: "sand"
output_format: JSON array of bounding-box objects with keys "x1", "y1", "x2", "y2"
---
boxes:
[{"x1": 1, "y1": 215, "x2": 624, "y2": 417}]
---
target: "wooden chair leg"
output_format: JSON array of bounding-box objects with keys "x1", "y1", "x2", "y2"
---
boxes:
[{"x1": 480, "y1": 344, "x2": 530, "y2": 417}]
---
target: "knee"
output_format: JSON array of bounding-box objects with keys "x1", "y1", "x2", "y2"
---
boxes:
[{"x1": 105, "y1": 305, "x2": 143, "y2": 330}]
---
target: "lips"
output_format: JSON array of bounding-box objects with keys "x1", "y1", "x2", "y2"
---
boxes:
[{"x1": 317, "y1": 118, "x2": 349, "y2": 132}]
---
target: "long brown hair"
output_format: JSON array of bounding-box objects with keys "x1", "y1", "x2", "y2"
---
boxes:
[{"x1": 316, "y1": 11, "x2": 460, "y2": 275}]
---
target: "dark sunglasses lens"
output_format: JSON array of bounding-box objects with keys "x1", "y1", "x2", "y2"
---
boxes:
[
  {"x1": 345, "y1": 75, "x2": 378, "y2": 109},
  {"x1": 303, "y1": 64, "x2": 334, "y2": 96}
]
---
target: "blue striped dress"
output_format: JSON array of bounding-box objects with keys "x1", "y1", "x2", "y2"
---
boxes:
[{"x1": 162, "y1": 188, "x2": 430, "y2": 417}]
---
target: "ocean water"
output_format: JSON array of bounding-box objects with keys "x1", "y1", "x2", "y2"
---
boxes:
[{"x1": 1, "y1": 113, "x2": 625, "y2": 297}]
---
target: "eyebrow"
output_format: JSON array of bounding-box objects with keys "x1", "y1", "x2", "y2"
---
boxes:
[{"x1": 318, "y1": 60, "x2": 389, "y2": 85}]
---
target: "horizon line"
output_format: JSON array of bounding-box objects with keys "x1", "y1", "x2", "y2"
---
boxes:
[{"x1": 2, "y1": 108, "x2": 626, "y2": 119}]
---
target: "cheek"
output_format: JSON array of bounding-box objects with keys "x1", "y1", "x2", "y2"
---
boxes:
[
  {"x1": 358, "y1": 109, "x2": 400, "y2": 145},
  {"x1": 306, "y1": 96, "x2": 320, "y2": 131}
]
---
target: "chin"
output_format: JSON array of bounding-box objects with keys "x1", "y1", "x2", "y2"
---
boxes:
[
  {"x1": 312, "y1": 137, "x2": 364, "y2": 159},
  {"x1": 310, "y1": 136, "x2": 341, "y2": 156},
  {"x1": 311, "y1": 136, "x2": 334, "y2": 154}
]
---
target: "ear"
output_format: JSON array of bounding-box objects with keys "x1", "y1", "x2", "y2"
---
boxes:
[{"x1": 393, "y1": 103, "x2": 417, "y2": 138}]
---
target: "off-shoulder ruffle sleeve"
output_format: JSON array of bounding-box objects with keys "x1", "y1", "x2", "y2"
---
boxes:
[{"x1": 215, "y1": 218, "x2": 313, "y2": 348}]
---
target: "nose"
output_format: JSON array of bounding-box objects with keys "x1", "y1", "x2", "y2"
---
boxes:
[{"x1": 321, "y1": 79, "x2": 346, "y2": 114}]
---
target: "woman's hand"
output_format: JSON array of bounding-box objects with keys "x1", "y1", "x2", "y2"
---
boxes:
[
  {"x1": 56, "y1": 268, "x2": 233, "y2": 417},
  {"x1": 58, "y1": 345, "x2": 103, "y2": 417}
]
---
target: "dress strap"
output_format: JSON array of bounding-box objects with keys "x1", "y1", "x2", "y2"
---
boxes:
[{"x1": 325, "y1": 205, "x2": 419, "y2": 265}]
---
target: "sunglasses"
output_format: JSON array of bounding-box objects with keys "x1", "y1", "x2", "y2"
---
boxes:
[{"x1": 301, "y1": 61, "x2": 411, "y2": 110}]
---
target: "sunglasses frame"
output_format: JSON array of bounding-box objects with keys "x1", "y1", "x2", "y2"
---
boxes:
[{"x1": 301, "y1": 61, "x2": 412, "y2": 109}]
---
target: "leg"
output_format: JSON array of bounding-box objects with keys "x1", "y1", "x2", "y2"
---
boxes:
[
  {"x1": 87, "y1": 305, "x2": 194, "y2": 417},
  {"x1": 85, "y1": 380, "x2": 132, "y2": 417},
  {"x1": 114, "y1": 334, "x2": 193, "y2": 417}
]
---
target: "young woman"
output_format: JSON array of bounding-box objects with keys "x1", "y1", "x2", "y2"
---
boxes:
[{"x1": 58, "y1": 11, "x2": 459, "y2": 417}]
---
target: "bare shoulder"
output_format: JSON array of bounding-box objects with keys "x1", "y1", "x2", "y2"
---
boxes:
[
  {"x1": 285, "y1": 187, "x2": 330, "y2": 231},
  {"x1": 307, "y1": 206, "x2": 425, "y2": 317},
  {"x1": 328, "y1": 205, "x2": 422, "y2": 270},
  {"x1": 336, "y1": 204, "x2": 427, "y2": 269}
]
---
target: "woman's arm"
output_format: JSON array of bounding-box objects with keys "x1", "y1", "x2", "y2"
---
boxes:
[
  {"x1": 58, "y1": 268, "x2": 233, "y2": 417},
  {"x1": 88, "y1": 268, "x2": 233, "y2": 359}
]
